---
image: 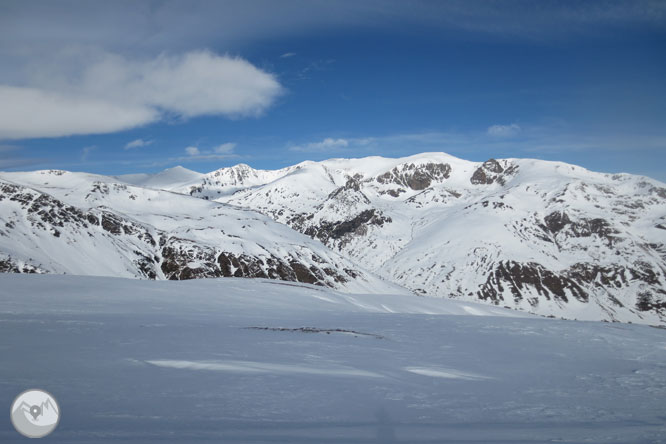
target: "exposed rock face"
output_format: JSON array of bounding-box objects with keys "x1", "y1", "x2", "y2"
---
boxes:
[
  {"x1": 478, "y1": 261, "x2": 588, "y2": 305},
  {"x1": 327, "y1": 176, "x2": 370, "y2": 202},
  {"x1": 477, "y1": 258, "x2": 666, "y2": 319},
  {"x1": 470, "y1": 159, "x2": 518, "y2": 185},
  {"x1": 567, "y1": 262, "x2": 662, "y2": 292},
  {"x1": 159, "y1": 242, "x2": 351, "y2": 286},
  {"x1": 376, "y1": 162, "x2": 451, "y2": 190},
  {"x1": 301, "y1": 209, "x2": 392, "y2": 247},
  {"x1": 636, "y1": 292, "x2": 666, "y2": 313},
  {"x1": 160, "y1": 240, "x2": 220, "y2": 280},
  {"x1": 0, "y1": 258, "x2": 44, "y2": 274},
  {"x1": 542, "y1": 210, "x2": 571, "y2": 233},
  {"x1": 540, "y1": 211, "x2": 618, "y2": 246}
]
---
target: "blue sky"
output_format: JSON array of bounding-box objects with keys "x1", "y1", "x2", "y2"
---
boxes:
[{"x1": 1, "y1": 0, "x2": 665, "y2": 180}]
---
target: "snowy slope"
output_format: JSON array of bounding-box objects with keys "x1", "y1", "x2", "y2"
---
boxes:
[
  {"x1": 1, "y1": 274, "x2": 665, "y2": 443},
  {"x1": 0, "y1": 170, "x2": 403, "y2": 294},
  {"x1": 166, "y1": 153, "x2": 666, "y2": 325}
]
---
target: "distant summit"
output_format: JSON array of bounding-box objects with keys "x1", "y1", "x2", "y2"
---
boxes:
[{"x1": 116, "y1": 165, "x2": 204, "y2": 188}]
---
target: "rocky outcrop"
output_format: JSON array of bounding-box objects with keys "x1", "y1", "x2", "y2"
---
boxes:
[
  {"x1": 301, "y1": 209, "x2": 392, "y2": 247},
  {"x1": 477, "y1": 259, "x2": 665, "y2": 318},
  {"x1": 470, "y1": 159, "x2": 518, "y2": 185},
  {"x1": 326, "y1": 176, "x2": 370, "y2": 203},
  {"x1": 0, "y1": 257, "x2": 44, "y2": 274},
  {"x1": 540, "y1": 211, "x2": 618, "y2": 246},
  {"x1": 376, "y1": 162, "x2": 451, "y2": 190},
  {"x1": 159, "y1": 239, "x2": 351, "y2": 287},
  {"x1": 636, "y1": 292, "x2": 666, "y2": 313},
  {"x1": 477, "y1": 261, "x2": 588, "y2": 305}
]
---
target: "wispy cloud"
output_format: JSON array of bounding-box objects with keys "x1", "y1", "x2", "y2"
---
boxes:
[
  {"x1": 297, "y1": 59, "x2": 335, "y2": 80},
  {"x1": 289, "y1": 132, "x2": 470, "y2": 155},
  {"x1": 280, "y1": 52, "x2": 296, "y2": 58},
  {"x1": 124, "y1": 138, "x2": 154, "y2": 150},
  {"x1": 290, "y1": 138, "x2": 349, "y2": 152},
  {"x1": 0, "y1": 50, "x2": 284, "y2": 140},
  {"x1": 81, "y1": 145, "x2": 97, "y2": 161},
  {"x1": 487, "y1": 123, "x2": 521, "y2": 138},
  {"x1": 185, "y1": 146, "x2": 200, "y2": 156},
  {"x1": 213, "y1": 142, "x2": 236, "y2": 154},
  {"x1": 288, "y1": 125, "x2": 666, "y2": 159},
  {"x1": 177, "y1": 142, "x2": 238, "y2": 162}
]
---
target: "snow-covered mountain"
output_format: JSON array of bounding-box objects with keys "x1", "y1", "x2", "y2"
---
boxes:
[
  {"x1": 155, "y1": 153, "x2": 666, "y2": 325},
  {"x1": 2, "y1": 152, "x2": 665, "y2": 324},
  {"x1": 0, "y1": 169, "x2": 404, "y2": 294}
]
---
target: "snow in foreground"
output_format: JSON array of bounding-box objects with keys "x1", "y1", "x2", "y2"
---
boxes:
[{"x1": 1, "y1": 274, "x2": 665, "y2": 443}]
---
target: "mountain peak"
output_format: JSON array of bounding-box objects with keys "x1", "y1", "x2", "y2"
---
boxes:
[
  {"x1": 116, "y1": 165, "x2": 203, "y2": 188},
  {"x1": 165, "y1": 165, "x2": 195, "y2": 172}
]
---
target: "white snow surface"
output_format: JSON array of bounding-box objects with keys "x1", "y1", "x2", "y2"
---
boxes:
[{"x1": 1, "y1": 274, "x2": 665, "y2": 443}]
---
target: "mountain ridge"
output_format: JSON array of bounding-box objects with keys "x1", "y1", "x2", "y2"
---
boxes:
[
  {"x1": 2, "y1": 152, "x2": 665, "y2": 324},
  {"x1": 0, "y1": 170, "x2": 404, "y2": 294}
]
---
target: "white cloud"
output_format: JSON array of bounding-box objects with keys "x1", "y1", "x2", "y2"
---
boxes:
[
  {"x1": 181, "y1": 142, "x2": 236, "y2": 161},
  {"x1": 280, "y1": 52, "x2": 296, "y2": 58},
  {"x1": 290, "y1": 137, "x2": 349, "y2": 152},
  {"x1": 487, "y1": 123, "x2": 521, "y2": 138},
  {"x1": 0, "y1": 86, "x2": 158, "y2": 140},
  {"x1": 124, "y1": 138, "x2": 154, "y2": 150},
  {"x1": 213, "y1": 142, "x2": 236, "y2": 154},
  {"x1": 0, "y1": 50, "x2": 283, "y2": 140}
]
